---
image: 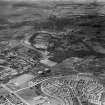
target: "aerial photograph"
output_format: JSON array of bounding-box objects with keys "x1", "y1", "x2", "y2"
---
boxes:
[{"x1": 0, "y1": 0, "x2": 105, "y2": 105}]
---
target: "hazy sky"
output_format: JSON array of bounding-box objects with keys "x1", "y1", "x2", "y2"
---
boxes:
[
  {"x1": 3, "y1": 0, "x2": 105, "y2": 3},
  {"x1": 2, "y1": 0, "x2": 96, "y2": 1}
]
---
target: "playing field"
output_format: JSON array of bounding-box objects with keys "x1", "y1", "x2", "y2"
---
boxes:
[{"x1": 6, "y1": 73, "x2": 34, "y2": 91}]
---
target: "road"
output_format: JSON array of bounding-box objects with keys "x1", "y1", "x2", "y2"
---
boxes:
[{"x1": 1, "y1": 73, "x2": 86, "y2": 105}]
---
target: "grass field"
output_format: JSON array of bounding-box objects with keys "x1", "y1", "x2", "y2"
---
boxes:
[
  {"x1": 6, "y1": 73, "x2": 34, "y2": 91},
  {"x1": 16, "y1": 85, "x2": 44, "y2": 105}
]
